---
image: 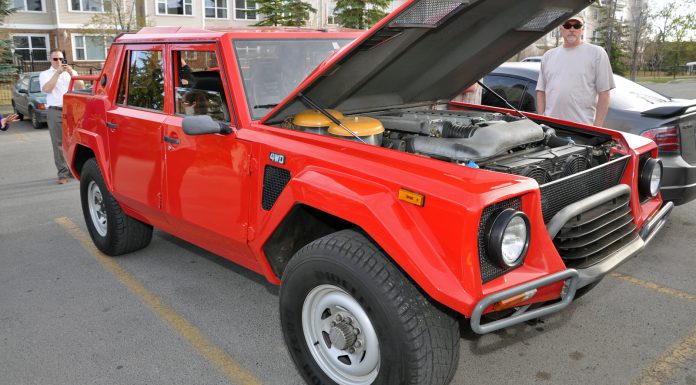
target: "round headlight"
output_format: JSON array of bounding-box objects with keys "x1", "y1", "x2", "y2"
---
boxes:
[
  {"x1": 486, "y1": 208, "x2": 530, "y2": 269},
  {"x1": 639, "y1": 158, "x2": 663, "y2": 198}
]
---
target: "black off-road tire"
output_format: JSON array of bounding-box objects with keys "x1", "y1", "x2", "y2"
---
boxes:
[
  {"x1": 80, "y1": 158, "x2": 153, "y2": 256},
  {"x1": 280, "y1": 229, "x2": 460, "y2": 385},
  {"x1": 29, "y1": 108, "x2": 42, "y2": 129}
]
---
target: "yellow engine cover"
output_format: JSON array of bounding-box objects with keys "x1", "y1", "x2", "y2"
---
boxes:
[
  {"x1": 292, "y1": 109, "x2": 344, "y2": 128},
  {"x1": 327, "y1": 116, "x2": 384, "y2": 137}
]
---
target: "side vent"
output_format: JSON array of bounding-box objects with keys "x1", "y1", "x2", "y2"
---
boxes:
[{"x1": 262, "y1": 165, "x2": 291, "y2": 211}]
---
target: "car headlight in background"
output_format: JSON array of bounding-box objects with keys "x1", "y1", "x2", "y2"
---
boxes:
[
  {"x1": 486, "y1": 208, "x2": 530, "y2": 268},
  {"x1": 639, "y1": 158, "x2": 663, "y2": 198}
]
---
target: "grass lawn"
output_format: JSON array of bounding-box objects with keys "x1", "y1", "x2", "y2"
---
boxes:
[{"x1": 634, "y1": 74, "x2": 696, "y2": 83}]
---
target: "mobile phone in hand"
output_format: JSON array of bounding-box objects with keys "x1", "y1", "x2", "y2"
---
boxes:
[{"x1": 61, "y1": 58, "x2": 67, "y2": 65}]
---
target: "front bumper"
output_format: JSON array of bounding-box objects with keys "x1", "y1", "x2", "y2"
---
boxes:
[
  {"x1": 34, "y1": 109, "x2": 48, "y2": 123},
  {"x1": 470, "y1": 201, "x2": 674, "y2": 334},
  {"x1": 660, "y1": 154, "x2": 696, "y2": 205}
]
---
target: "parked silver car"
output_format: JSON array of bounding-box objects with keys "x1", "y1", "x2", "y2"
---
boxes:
[
  {"x1": 481, "y1": 62, "x2": 696, "y2": 205},
  {"x1": 11, "y1": 72, "x2": 48, "y2": 129}
]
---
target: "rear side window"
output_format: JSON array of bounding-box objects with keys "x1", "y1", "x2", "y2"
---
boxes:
[
  {"x1": 115, "y1": 50, "x2": 164, "y2": 111},
  {"x1": 482, "y1": 75, "x2": 533, "y2": 111},
  {"x1": 30, "y1": 78, "x2": 41, "y2": 93}
]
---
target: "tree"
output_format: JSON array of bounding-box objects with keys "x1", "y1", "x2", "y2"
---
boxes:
[
  {"x1": 334, "y1": 0, "x2": 389, "y2": 30},
  {"x1": 594, "y1": 0, "x2": 629, "y2": 76},
  {"x1": 0, "y1": 1, "x2": 17, "y2": 81},
  {"x1": 84, "y1": 0, "x2": 141, "y2": 33},
  {"x1": 255, "y1": 0, "x2": 315, "y2": 27},
  {"x1": 626, "y1": 1, "x2": 650, "y2": 80},
  {"x1": 255, "y1": 0, "x2": 287, "y2": 26}
]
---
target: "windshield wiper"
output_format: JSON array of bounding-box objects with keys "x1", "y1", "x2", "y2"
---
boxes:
[{"x1": 254, "y1": 103, "x2": 278, "y2": 109}]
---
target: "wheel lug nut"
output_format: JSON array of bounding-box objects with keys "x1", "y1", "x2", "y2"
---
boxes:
[
  {"x1": 335, "y1": 314, "x2": 343, "y2": 322},
  {"x1": 331, "y1": 321, "x2": 336, "y2": 327},
  {"x1": 354, "y1": 340, "x2": 362, "y2": 348},
  {"x1": 355, "y1": 328, "x2": 360, "y2": 335},
  {"x1": 348, "y1": 347, "x2": 355, "y2": 354},
  {"x1": 346, "y1": 317, "x2": 353, "y2": 324}
]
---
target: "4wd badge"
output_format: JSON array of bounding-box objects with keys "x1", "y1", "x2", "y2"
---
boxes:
[{"x1": 270, "y1": 152, "x2": 286, "y2": 165}]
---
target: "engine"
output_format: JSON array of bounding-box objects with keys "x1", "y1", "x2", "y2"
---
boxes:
[{"x1": 285, "y1": 108, "x2": 616, "y2": 185}]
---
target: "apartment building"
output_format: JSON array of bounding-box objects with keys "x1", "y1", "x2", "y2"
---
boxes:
[{"x1": 4, "y1": 0, "x2": 405, "y2": 72}]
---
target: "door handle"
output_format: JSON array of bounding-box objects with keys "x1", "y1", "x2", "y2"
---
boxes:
[
  {"x1": 106, "y1": 122, "x2": 118, "y2": 129},
  {"x1": 164, "y1": 136, "x2": 180, "y2": 145}
]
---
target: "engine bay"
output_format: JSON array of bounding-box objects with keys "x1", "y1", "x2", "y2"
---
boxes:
[{"x1": 282, "y1": 107, "x2": 619, "y2": 185}]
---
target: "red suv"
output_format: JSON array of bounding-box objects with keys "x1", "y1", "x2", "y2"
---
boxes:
[{"x1": 63, "y1": 1, "x2": 673, "y2": 384}]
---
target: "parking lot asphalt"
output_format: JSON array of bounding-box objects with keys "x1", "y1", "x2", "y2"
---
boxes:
[{"x1": 1, "y1": 101, "x2": 696, "y2": 384}]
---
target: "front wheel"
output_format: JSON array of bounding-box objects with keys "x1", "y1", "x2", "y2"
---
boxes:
[
  {"x1": 80, "y1": 158, "x2": 153, "y2": 255},
  {"x1": 29, "y1": 108, "x2": 42, "y2": 129},
  {"x1": 280, "y1": 230, "x2": 460, "y2": 385}
]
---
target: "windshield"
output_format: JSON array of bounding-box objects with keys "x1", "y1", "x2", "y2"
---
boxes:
[
  {"x1": 234, "y1": 38, "x2": 353, "y2": 120},
  {"x1": 611, "y1": 75, "x2": 670, "y2": 109},
  {"x1": 30, "y1": 78, "x2": 42, "y2": 93}
]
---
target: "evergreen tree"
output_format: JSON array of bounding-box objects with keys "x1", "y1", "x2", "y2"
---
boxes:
[
  {"x1": 1, "y1": 0, "x2": 18, "y2": 82},
  {"x1": 255, "y1": 0, "x2": 286, "y2": 26},
  {"x1": 283, "y1": 0, "x2": 315, "y2": 26},
  {"x1": 334, "y1": 0, "x2": 389, "y2": 30},
  {"x1": 593, "y1": 0, "x2": 629, "y2": 76}
]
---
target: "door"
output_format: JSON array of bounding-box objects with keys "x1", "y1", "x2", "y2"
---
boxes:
[
  {"x1": 106, "y1": 46, "x2": 167, "y2": 223},
  {"x1": 162, "y1": 44, "x2": 254, "y2": 263}
]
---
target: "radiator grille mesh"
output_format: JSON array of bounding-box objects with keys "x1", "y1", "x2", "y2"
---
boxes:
[
  {"x1": 390, "y1": 0, "x2": 474, "y2": 27},
  {"x1": 540, "y1": 155, "x2": 629, "y2": 223}
]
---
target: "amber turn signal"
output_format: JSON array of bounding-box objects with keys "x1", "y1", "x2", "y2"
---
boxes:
[
  {"x1": 398, "y1": 189, "x2": 425, "y2": 207},
  {"x1": 491, "y1": 289, "x2": 537, "y2": 311}
]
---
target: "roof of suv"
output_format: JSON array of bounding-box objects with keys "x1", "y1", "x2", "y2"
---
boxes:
[{"x1": 115, "y1": 26, "x2": 362, "y2": 43}]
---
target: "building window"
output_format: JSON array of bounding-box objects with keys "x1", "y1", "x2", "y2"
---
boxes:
[
  {"x1": 12, "y1": 0, "x2": 44, "y2": 11},
  {"x1": 206, "y1": 0, "x2": 227, "y2": 18},
  {"x1": 73, "y1": 35, "x2": 111, "y2": 61},
  {"x1": 235, "y1": 0, "x2": 257, "y2": 20},
  {"x1": 11, "y1": 35, "x2": 48, "y2": 61},
  {"x1": 326, "y1": 2, "x2": 337, "y2": 25},
  {"x1": 70, "y1": 0, "x2": 108, "y2": 12},
  {"x1": 157, "y1": 0, "x2": 193, "y2": 15}
]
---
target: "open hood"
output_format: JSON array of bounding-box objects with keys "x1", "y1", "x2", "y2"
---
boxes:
[{"x1": 264, "y1": 0, "x2": 596, "y2": 123}]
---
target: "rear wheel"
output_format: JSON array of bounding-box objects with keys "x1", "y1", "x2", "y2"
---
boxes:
[
  {"x1": 11, "y1": 101, "x2": 23, "y2": 121},
  {"x1": 80, "y1": 158, "x2": 153, "y2": 255},
  {"x1": 280, "y1": 229, "x2": 460, "y2": 385}
]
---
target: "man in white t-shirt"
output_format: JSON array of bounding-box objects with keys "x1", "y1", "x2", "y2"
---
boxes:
[
  {"x1": 39, "y1": 49, "x2": 83, "y2": 184},
  {"x1": 536, "y1": 15, "x2": 615, "y2": 126}
]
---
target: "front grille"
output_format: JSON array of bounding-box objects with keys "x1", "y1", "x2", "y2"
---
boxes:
[
  {"x1": 478, "y1": 197, "x2": 522, "y2": 283},
  {"x1": 553, "y1": 193, "x2": 638, "y2": 268},
  {"x1": 390, "y1": 0, "x2": 471, "y2": 27},
  {"x1": 540, "y1": 155, "x2": 629, "y2": 223}
]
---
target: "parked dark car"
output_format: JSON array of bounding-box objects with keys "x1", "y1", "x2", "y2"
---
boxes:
[
  {"x1": 481, "y1": 62, "x2": 696, "y2": 205},
  {"x1": 11, "y1": 72, "x2": 47, "y2": 129}
]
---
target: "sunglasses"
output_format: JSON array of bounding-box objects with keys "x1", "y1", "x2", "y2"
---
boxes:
[
  {"x1": 562, "y1": 23, "x2": 583, "y2": 29},
  {"x1": 51, "y1": 58, "x2": 65, "y2": 61}
]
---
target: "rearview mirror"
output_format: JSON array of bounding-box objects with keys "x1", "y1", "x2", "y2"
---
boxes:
[{"x1": 182, "y1": 115, "x2": 232, "y2": 136}]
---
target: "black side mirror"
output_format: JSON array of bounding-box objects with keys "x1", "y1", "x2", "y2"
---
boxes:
[
  {"x1": 18, "y1": 89, "x2": 28, "y2": 94},
  {"x1": 182, "y1": 115, "x2": 232, "y2": 136}
]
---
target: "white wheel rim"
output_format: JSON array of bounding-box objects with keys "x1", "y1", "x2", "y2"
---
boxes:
[
  {"x1": 302, "y1": 284, "x2": 380, "y2": 385},
  {"x1": 87, "y1": 180, "x2": 107, "y2": 237}
]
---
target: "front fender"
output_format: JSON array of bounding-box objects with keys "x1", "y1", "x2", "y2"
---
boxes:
[{"x1": 249, "y1": 166, "x2": 476, "y2": 315}]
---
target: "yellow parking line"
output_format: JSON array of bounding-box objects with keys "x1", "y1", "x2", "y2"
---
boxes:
[
  {"x1": 609, "y1": 273, "x2": 696, "y2": 385},
  {"x1": 55, "y1": 217, "x2": 262, "y2": 385},
  {"x1": 610, "y1": 272, "x2": 696, "y2": 303},
  {"x1": 631, "y1": 325, "x2": 696, "y2": 385}
]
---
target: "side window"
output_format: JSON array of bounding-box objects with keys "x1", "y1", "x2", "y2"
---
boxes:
[
  {"x1": 29, "y1": 77, "x2": 41, "y2": 93},
  {"x1": 481, "y1": 75, "x2": 527, "y2": 110},
  {"x1": 173, "y1": 50, "x2": 229, "y2": 122},
  {"x1": 126, "y1": 50, "x2": 164, "y2": 111}
]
